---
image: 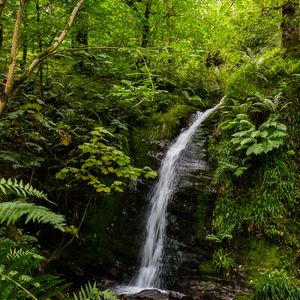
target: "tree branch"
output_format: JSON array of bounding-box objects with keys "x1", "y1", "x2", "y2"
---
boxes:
[{"x1": 0, "y1": 0, "x2": 85, "y2": 113}]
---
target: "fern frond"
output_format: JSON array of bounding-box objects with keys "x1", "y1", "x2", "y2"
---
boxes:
[
  {"x1": 0, "y1": 178, "x2": 53, "y2": 204},
  {"x1": 0, "y1": 201, "x2": 66, "y2": 231},
  {"x1": 30, "y1": 275, "x2": 69, "y2": 299},
  {"x1": 74, "y1": 282, "x2": 101, "y2": 300},
  {"x1": 73, "y1": 282, "x2": 119, "y2": 300},
  {"x1": 0, "y1": 241, "x2": 68, "y2": 300},
  {"x1": 102, "y1": 289, "x2": 119, "y2": 300}
]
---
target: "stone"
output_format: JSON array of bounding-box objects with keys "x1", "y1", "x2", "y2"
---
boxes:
[{"x1": 119, "y1": 289, "x2": 192, "y2": 300}]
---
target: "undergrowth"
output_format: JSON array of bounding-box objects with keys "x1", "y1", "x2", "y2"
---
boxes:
[{"x1": 208, "y1": 50, "x2": 300, "y2": 294}]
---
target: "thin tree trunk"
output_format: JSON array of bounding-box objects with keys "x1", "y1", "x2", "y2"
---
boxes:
[
  {"x1": 0, "y1": 0, "x2": 85, "y2": 113},
  {"x1": 0, "y1": 0, "x2": 6, "y2": 49},
  {"x1": 37, "y1": 0, "x2": 44, "y2": 100},
  {"x1": 21, "y1": 8, "x2": 28, "y2": 68},
  {"x1": 281, "y1": 1, "x2": 299, "y2": 54},
  {"x1": 0, "y1": 0, "x2": 26, "y2": 113},
  {"x1": 142, "y1": 1, "x2": 151, "y2": 48}
]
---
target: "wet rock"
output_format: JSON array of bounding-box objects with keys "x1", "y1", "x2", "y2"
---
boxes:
[
  {"x1": 169, "y1": 291, "x2": 192, "y2": 300},
  {"x1": 120, "y1": 289, "x2": 168, "y2": 300},
  {"x1": 119, "y1": 289, "x2": 191, "y2": 300}
]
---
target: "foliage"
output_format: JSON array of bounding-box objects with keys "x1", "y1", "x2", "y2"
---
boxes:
[
  {"x1": 0, "y1": 0, "x2": 299, "y2": 293},
  {"x1": 209, "y1": 52, "x2": 299, "y2": 236},
  {"x1": 230, "y1": 113, "x2": 287, "y2": 156},
  {"x1": 0, "y1": 178, "x2": 49, "y2": 203},
  {"x1": 254, "y1": 269, "x2": 300, "y2": 300},
  {"x1": 73, "y1": 282, "x2": 118, "y2": 300},
  {"x1": 0, "y1": 201, "x2": 65, "y2": 231},
  {"x1": 0, "y1": 178, "x2": 66, "y2": 231},
  {"x1": 56, "y1": 127, "x2": 157, "y2": 194},
  {"x1": 212, "y1": 248, "x2": 235, "y2": 277},
  {"x1": 0, "y1": 239, "x2": 68, "y2": 300}
]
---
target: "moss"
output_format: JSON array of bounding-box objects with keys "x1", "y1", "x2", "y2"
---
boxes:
[
  {"x1": 130, "y1": 103, "x2": 196, "y2": 168},
  {"x1": 237, "y1": 237, "x2": 281, "y2": 284},
  {"x1": 234, "y1": 294, "x2": 252, "y2": 300},
  {"x1": 150, "y1": 104, "x2": 195, "y2": 140},
  {"x1": 199, "y1": 260, "x2": 216, "y2": 276}
]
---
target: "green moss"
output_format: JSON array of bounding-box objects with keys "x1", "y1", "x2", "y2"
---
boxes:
[
  {"x1": 234, "y1": 294, "x2": 252, "y2": 300},
  {"x1": 199, "y1": 260, "x2": 215, "y2": 276},
  {"x1": 150, "y1": 104, "x2": 195, "y2": 140},
  {"x1": 237, "y1": 238, "x2": 281, "y2": 283},
  {"x1": 130, "y1": 104, "x2": 196, "y2": 168}
]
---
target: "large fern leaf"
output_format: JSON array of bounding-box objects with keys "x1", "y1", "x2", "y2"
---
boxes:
[
  {"x1": 0, "y1": 201, "x2": 66, "y2": 231},
  {"x1": 0, "y1": 178, "x2": 53, "y2": 203}
]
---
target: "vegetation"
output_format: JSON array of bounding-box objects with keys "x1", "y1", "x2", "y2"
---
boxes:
[{"x1": 0, "y1": 0, "x2": 299, "y2": 298}]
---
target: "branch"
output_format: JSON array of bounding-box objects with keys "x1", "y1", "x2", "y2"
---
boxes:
[
  {"x1": 0, "y1": 0, "x2": 26, "y2": 113},
  {"x1": 14, "y1": 0, "x2": 85, "y2": 90},
  {"x1": 0, "y1": 0, "x2": 85, "y2": 113}
]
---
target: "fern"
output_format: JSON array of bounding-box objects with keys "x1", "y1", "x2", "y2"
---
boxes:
[
  {"x1": 0, "y1": 201, "x2": 66, "y2": 231},
  {"x1": 73, "y1": 282, "x2": 119, "y2": 300},
  {"x1": 0, "y1": 178, "x2": 51, "y2": 203},
  {"x1": 0, "y1": 240, "x2": 69, "y2": 300}
]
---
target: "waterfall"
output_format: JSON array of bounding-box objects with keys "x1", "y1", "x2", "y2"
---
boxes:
[{"x1": 118, "y1": 101, "x2": 223, "y2": 294}]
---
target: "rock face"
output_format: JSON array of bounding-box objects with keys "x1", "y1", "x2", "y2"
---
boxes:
[{"x1": 158, "y1": 124, "x2": 216, "y2": 291}]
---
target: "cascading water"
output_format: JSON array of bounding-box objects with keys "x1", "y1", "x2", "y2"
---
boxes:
[{"x1": 118, "y1": 102, "x2": 223, "y2": 294}]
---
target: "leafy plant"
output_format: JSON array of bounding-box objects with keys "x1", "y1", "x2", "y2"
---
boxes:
[
  {"x1": 73, "y1": 282, "x2": 118, "y2": 300},
  {"x1": 212, "y1": 248, "x2": 235, "y2": 276},
  {"x1": 254, "y1": 269, "x2": 300, "y2": 300},
  {"x1": 0, "y1": 178, "x2": 49, "y2": 203},
  {"x1": 0, "y1": 239, "x2": 68, "y2": 300},
  {"x1": 0, "y1": 201, "x2": 66, "y2": 231},
  {"x1": 0, "y1": 178, "x2": 66, "y2": 231},
  {"x1": 230, "y1": 113, "x2": 287, "y2": 156},
  {"x1": 56, "y1": 127, "x2": 157, "y2": 194}
]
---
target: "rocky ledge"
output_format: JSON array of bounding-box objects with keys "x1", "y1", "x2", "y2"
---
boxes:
[{"x1": 119, "y1": 289, "x2": 192, "y2": 300}]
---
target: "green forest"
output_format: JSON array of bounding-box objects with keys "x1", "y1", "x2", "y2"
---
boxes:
[{"x1": 0, "y1": 0, "x2": 299, "y2": 299}]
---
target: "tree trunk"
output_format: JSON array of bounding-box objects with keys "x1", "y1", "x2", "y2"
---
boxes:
[
  {"x1": 0, "y1": 0, "x2": 26, "y2": 113},
  {"x1": 36, "y1": 0, "x2": 44, "y2": 100},
  {"x1": 281, "y1": 1, "x2": 300, "y2": 54},
  {"x1": 0, "y1": 0, "x2": 6, "y2": 49},
  {"x1": 141, "y1": 1, "x2": 151, "y2": 48},
  {"x1": 73, "y1": 5, "x2": 88, "y2": 47}
]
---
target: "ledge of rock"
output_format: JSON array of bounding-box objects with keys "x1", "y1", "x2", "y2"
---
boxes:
[{"x1": 119, "y1": 289, "x2": 192, "y2": 300}]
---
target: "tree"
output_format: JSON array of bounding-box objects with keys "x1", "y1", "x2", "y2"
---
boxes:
[
  {"x1": 281, "y1": 1, "x2": 299, "y2": 54},
  {"x1": 0, "y1": 0, "x2": 6, "y2": 49},
  {"x1": 0, "y1": 0, "x2": 86, "y2": 114}
]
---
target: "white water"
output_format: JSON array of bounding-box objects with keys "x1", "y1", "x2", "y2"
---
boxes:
[{"x1": 118, "y1": 102, "x2": 223, "y2": 294}]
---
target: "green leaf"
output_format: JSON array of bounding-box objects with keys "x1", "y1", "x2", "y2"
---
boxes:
[
  {"x1": 0, "y1": 202, "x2": 66, "y2": 231},
  {"x1": 246, "y1": 143, "x2": 264, "y2": 156}
]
